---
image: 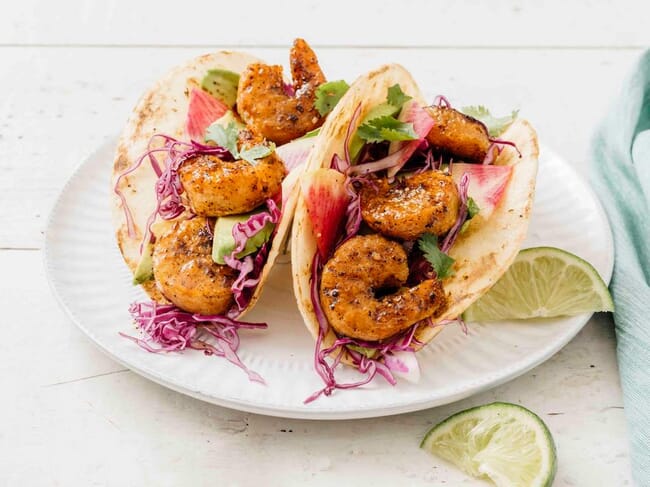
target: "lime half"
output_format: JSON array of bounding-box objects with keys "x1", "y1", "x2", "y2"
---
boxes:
[
  {"x1": 463, "y1": 246, "x2": 613, "y2": 322},
  {"x1": 421, "y1": 402, "x2": 557, "y2": 487}
]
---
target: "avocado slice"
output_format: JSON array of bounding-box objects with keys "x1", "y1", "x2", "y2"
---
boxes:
[
  {"x1": 347, "y1": 344, "x2": 378, "y2": 359},
  {"x1": 212, "y1": 212, "x2": 275, "y2": 265},
  {"x1": 201, "y1": 69, "x2": 240, "y2": 108},
  {"x1": 132, "y1": 241, "x2": 154, "y2": 285},
  {"x1": 349, "y1": 103, "x2": 401, "y2": 162}
]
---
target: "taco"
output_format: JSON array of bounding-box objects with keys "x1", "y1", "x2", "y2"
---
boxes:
[
  {"x1": 291, "y1": 64, "x2": 539, "y2": 400},
  {"x1": 112, "y1": 39, "x2": 339, "y2": 381}
]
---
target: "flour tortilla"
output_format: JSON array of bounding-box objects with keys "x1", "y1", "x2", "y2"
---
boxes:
[
  {"x1": 111, "y1": 50, "x2": 303, "y2": 316},
  {"x1": 292, "y1": 63, "x2": 539, "y2": 353}
]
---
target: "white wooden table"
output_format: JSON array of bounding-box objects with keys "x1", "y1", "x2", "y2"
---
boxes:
[{"x1": 1, "y1": 1, "x2": 644, "y2": 485}]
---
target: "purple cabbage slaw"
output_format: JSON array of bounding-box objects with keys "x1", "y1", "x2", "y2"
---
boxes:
[
  {"x1": 120, "y1": 302, "x2": 267, "y2": 383},
  {"x1": 223, "y1": 198, "x2": 281, "y2": 314},
  {"x1": 441, "y1": 173, "x2": 470, "y2": 253},
  {"x1": 114, "y1": 134, "x2": 232, "y2": 251},
  {"x1": 114, "y1": 135, "x2": 281, "y2": 383}
]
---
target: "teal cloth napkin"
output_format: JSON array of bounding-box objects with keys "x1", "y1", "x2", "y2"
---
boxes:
[{"x1": 591, "y1": 50, "x2": 650, "y2": 485}]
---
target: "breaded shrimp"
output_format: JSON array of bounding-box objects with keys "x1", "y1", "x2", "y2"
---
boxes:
[
  {"x1": 360, "y1": 170, "x2": 460, "y2": 240},
  {"x1": 153, "y1": 217, "x2": 236, "y2": 315},
  {"x1": 179, "y1": 130, "x2": 286, "y2": 216},
  {"x1": 236, "y1": 38, "x2": 326, "y2": 145},
  {"x1": 425, "y1": 106, "x2": 490, "y2": 163},
  {"x1": 320, "y1": 234, "x2": 447, "y2": 341}
]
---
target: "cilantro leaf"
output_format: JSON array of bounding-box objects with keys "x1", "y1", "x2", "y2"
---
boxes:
[
  {"x1": 387, "y1": 84, "x2": 412, "y2": 108},
  {"x1": 205, "y1": 121, "x2": 240, "y2": 157},
  {"x1": 205, "y1": 121, "x2": 274, "y2": 164},
  {"x1": 314, "y1": 80, "x2": 350, "y2": 116},
  {"x1": 467, "y1": 197, "x2": 480, "y2": 219},
  {"x1": 418, "y1": 233, "x2": 456, "y2": 279},
  {"x1": 460, "y1": 105, "x2": 519, "y2": 137},
  {"x1": 239, "y1": 143, "x2": 275, "y2": 165},
  {"x1": 364, "y1": 102, "x2": 399, "y2": 119},
  {"x1": 356, "y1": 115, "x2": 418, "y2": 143}
]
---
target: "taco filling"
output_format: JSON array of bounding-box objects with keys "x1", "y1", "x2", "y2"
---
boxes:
[
  {"x1": 297, "y1": 78, "x2": 530, "y2": 401},
  {"x1": 113, "y1": 39, "x2": 340, "y2": 382}
]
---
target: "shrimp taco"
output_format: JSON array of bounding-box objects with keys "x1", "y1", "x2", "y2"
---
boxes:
[
  {"x1": 112, "y1": 39, "x2": 342, "y2": 381},
  {"x1": 291, "y1": 64, "x2": 539, "y2": 400}
]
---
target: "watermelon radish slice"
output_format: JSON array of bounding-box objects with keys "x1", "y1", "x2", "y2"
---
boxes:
[
  {"x1": 386, "y1": 101, "x2": 435, "y2": 178},
  {"x1": 276, "y1": 136, "x2": 316, "y2": 173},
  {"x1": 451, "y1": 163, "x2": 513, "y2": 221},
  {"x1": 301, "y1": 169, "x2": 350, "y2": 259},
  {"x1": 186, "y1": 88, "x2": 229, "y2": 141}
]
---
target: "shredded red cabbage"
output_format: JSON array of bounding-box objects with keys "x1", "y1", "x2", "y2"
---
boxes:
[
  {"x1": 114, "y1": 134, "x2": 231, "y2": 248},
  {"x1": 120, "y1": 301, "x2": 267, "y2": 383},
  {"x1": 223, "y1": 199, "x2": 281, "y2": 314},
  {"x1": 482, "y1": 144, "x2": 502, "y2": 165},
  {"x1": 283, "y1": 82, "x2": 295, "y2": 97},
  {"x1": 432, "y1": 95, "x2": 451, "y2": 107},
  {"x1": 304, "y1": 253, "x2": 398, "y2": 404},
  {"x1": 347, "y1": 144, "x2": 414, "y2": 176},
  {"x1": 409, "y1": 254, "x2": 435, "y2": 283},
  {"x1": 416, "y1": 148, "x2": 444, "y2": 174},
  {"x1": 440, "y1": 172, "x2": 470, "y2": 253},
  {"x1": 486, "y1": 137, "x2": 522, "y2": 160}
]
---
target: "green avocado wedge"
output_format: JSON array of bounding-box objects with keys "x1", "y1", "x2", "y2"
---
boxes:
[
  {"x1": 212, "y1": 213, "x2": 275, "y2": 265},
  {"x1": 201, "y1": 69, "x2": 240, "y2": 108},
  {"x1": 132, "y1": 241, "x2": 154, "y2": 285}
]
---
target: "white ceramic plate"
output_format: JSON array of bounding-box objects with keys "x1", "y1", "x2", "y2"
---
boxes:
[{"x1": 44, "y1": 138, "x2": 613, "y2": 420}]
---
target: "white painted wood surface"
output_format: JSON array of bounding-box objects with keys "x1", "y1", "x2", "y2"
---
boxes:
[{"x1": 0, "y1": 1, "x2": 642, "y2": 485}]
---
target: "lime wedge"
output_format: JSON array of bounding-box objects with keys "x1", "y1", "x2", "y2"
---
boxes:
[
  {"x1": 421, "y1": 402, "x2": 557, "y2": 487},
  {"x1": 463, "y1": 246, "x2": 613, "y2": 322}
]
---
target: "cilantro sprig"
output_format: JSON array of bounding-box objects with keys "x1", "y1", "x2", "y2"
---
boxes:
[
  {"x1": 355, "y1": 84, "x2": 417, "y2": 144},
  {"x1": 460, "y1": 105, "x2": 519, "y2": 137},
  {"x1": 205, "y1": 121, "x2": 274, "y2": 164},
  {"x1": 418, "y1": 233, "x2": 456, "y2": 279},
  {"x1": 314, "y1": 80, "x2": 350, "y2": 116},
  {"x1": 386, "y1": 84, "x2": 412, "y2": 108},
  {"x1": 356, "y1": 115, "x2": 418, "y2": 143}
]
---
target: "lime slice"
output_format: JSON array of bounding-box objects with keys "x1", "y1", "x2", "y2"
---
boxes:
[
  {"x1": 463, "y1": 246, "x2": 613, "y2": 322},
  {"x1": 421, "y1": 402, "x2": 557, "y2": 487}
]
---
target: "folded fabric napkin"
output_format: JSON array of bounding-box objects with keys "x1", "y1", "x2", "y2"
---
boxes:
[{"x1": 591, "y1": 50, "x2": 650, "y2": 485}]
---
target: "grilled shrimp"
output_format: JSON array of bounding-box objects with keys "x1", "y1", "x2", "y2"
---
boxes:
[
  {"x1": 360, "y1": 170, "x2": 460, "y2": 240},
  {"x1": 153, "y1": 217, "x2": 236, "y2": 315},
  {"x1": 236, "y1": 38, "x2": 326, "y2": 145},
  {"x1": 320, "y1": 234, "x2": 447, "y2": 341},
  {"x1": 179, "y1": 130, "x2": 286, "y2": 216},
  {"x1": 425, "y1": 106, "x2": 490, "y2": 163}
]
